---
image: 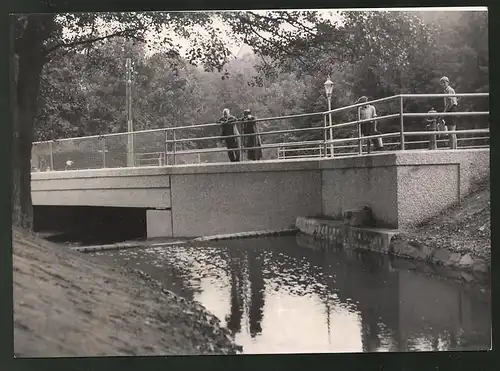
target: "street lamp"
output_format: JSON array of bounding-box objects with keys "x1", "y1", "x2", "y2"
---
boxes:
[{"x1": 324, "y1": 77, "x2": 334, "y2": 157}]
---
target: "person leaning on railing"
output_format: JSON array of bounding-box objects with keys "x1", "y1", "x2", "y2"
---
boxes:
[
  {"x1": 218, "y1": 108, "x2": 242, "y2": 162},
  {"x1": 356, "y1": 96, "x2": 384, "y2": 154},
  {"x1": 440, "y1": 76, "x2": 459, "y2": 149},
  {"x1": 239, "y1": 109, "x2": 263, "y2": 161}
]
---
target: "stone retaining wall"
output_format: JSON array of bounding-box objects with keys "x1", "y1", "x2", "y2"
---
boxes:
[{"x1": 296, "y1": 217, "x2": 490, "y2": 283}]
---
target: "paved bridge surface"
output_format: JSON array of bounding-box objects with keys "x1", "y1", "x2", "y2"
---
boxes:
[{"x1": 31, "y1": 149, "x2": 489, "y2": 238}]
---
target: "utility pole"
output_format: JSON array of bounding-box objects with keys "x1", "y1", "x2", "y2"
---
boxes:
[{"x1": 126, "y1": 58, "x2": 135, "y2": 167}]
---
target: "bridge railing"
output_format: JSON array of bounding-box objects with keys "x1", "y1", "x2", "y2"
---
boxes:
[{"x1": 31, "y1": 93, "x2": 489, "y2": 171}]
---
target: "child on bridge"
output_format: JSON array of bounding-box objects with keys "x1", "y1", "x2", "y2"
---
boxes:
[
  {"x1": 356, "y1": 96, "x2": 384, "y2": 154},
  {"x1": 440, "y1": 76, "x2": 459, "y2": 149}
]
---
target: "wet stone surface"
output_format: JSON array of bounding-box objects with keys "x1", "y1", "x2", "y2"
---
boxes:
[{"x1": 432, "y1": 249, "x2": 452, "y2": 264}]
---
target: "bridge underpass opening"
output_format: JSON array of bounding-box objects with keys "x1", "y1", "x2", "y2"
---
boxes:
[{"x1": 33, "y1": 205, "x2": 147, "y2": 244}]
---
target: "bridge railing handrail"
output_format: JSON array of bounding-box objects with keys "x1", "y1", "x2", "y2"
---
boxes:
[
  {"x1": 277, "y1": 135, "x2": 490, "y2": 156},
  {"x1": 31, "y1": 92, "x2": 489, "y2": 170},
  {"x1": 32, "y1": 92, "x2": 488, "y2": 145}
]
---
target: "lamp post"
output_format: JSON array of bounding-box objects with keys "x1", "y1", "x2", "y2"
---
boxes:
[{"x1": 324, "y1": 77, "x2": 334, "y2": 157}]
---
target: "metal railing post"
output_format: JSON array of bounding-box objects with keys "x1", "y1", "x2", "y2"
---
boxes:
[
  {"x1": 328, "y1": 107, "x2": 334, "y2": 157},
  {"x1": 164, "y1": 129, "x2": 168, "y2": 166},
  {"x1": 429, "y1": 119, "x2": 437, "y2": 151},
  {"x1": 127, "y1": 131, "x2": 134, "y2": 167},
  {"x1": 323, "y1": 114, "x2": 328, "y2": 157},
  {"x1": 172, "y1": 130, "x2": 177, "y2": 165},
  {"x1": 399, "y1": 96, "x2": 405, "y2": 151},
  {"x1": 357, "y1": 108, "x2": 363, "y2": 155},
  {"x1": 102, "y1": 137, "x2": 106, "y2": 168},
  {"x1": 49, "y1": 141, "x2": 54, "y2": 171}
]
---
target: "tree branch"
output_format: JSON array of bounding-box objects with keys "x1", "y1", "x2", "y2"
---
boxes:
[{"x1": 43, "y1": 28, "x2": 145, "y2": 56}]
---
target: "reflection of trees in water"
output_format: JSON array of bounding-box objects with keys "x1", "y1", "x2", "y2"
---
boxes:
[
  {"x1": 247, "y1": 247, "x2": 265, "y2": 338},
  {"x1": 225, "y1": 246, "x2": 246, "y2": 335},
  {"x1": 222, "y1": 236, "x2": 395, "y2": 349},
  {"x1": 301, "y1": 237, "x2": 491, "y2": 352},
  {"x1": 354, "y1": 250, "x2": 398, "y2": 352},
  {"x1": 296, "y1": 236, "x2": 401, "y2": 352},
  {"x1": 224, "y1": 245, "x2": 266, "y2": 338},
  {"x1": 167, "y1": 236, "x2": 490, "y2": 352}
]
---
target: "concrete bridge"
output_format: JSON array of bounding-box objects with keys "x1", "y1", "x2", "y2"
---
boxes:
[
  {"x1": 31, "y1": 149, "x2": 489, "y2": 238},
  {"x1": 31, "y1": 93, "x2": 489, "y2": 238}
]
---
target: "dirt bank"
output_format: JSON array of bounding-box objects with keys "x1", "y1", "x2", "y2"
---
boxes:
[
  {"x1": 12, "y1": 227, "x2": 242, "y2": 357},
  {"x1": 388, "y1": 179, "x2": 491, "y2": 278},
  {"x1": 401, "y1": 179, "x2": 490, "y2": 260}
]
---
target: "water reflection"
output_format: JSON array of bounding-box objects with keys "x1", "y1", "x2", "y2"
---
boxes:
[{"x1": 93, "y1": 235, "x2": 491, "y2": 354}]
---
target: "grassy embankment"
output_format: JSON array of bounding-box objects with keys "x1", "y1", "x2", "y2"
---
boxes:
[{"x1": 13, "y1": 227, "x2": 242, "y2": 357}]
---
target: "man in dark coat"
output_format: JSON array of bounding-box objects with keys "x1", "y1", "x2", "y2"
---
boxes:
[
  {"x1": 218, "y1": 108, "x2": 241, "y2": 162},
  {"x1": 240, "y1": 109, "x2": 263, "y2": 161}
]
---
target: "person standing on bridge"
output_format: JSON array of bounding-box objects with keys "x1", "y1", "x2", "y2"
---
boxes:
[
  {"x1": 356, "y1": 96, "x2": 384, "y2": 154},
  {"x1": 426, "y1": 107, "x2": 439, "y2": 150},
  {"x1": 440, "y1": 76, "x2": 459, "y2": 149},
  {"x1": 218, "y1": 108, "x2": 242, "y2": 162},
  {"x1": 426, "y1": 107, "x2": 448, "y2": 150},
  {"x1": 240, "y1": 109, "x2": 263, "y2": 161}
]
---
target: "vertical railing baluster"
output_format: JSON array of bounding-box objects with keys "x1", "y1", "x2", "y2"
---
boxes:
[
  {"x1": 357, "y1": 107, "x2": 363, "y2": 155},
  {"x1": 323, "y1": 114, "x2": 328, "y2": 157},
  {"x1": 164, "y1": 129, "x2": 169, "y2": 166},
  {"x1": 49, "y1": 141, "x2": 54, "y2": 171},
  {"x1": 399, "y1": 95, "x2": 405, "y2": 151},
  {"x1": 102, "y1": 137, "x2": 106, "y2": 168},
  {"x1": 172, "y1": 130, "x2": 177, "y2": 165}
]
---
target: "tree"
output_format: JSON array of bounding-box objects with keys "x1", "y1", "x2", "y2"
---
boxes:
[
  {"x1": 34, "y1": 49, "x2": 88, "y2": 141},
  {"x1": 12, "y1": 11, "x2": 230, "y2": 229}
]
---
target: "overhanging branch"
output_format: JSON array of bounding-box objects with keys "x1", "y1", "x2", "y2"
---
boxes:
[{"x1": 43, "y1": 28, "x2": 146, "y2": 56}]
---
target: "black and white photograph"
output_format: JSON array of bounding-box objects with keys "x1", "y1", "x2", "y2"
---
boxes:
[{"x1": 11, "y1": 6, "x2": 491, "y2": 357}]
